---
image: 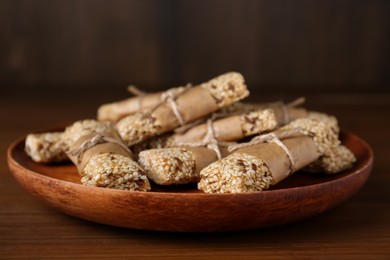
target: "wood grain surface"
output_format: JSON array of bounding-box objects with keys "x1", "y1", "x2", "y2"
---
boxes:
[{"x1": 1, "y1": 91, "x2": 390, "y2": 258}]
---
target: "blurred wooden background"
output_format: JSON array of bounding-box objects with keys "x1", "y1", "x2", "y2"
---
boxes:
[{"x1": 1, "y1": 0, "x2": 389, "y2": 95}]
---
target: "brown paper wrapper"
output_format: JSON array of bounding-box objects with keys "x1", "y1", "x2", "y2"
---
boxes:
[
  {"x1": 98, "y1": 93, "x2": 162, "y2": 121},
  {"x1": 67, "y1": 134, "x2": 133, "y2": 173},
  {"x1": 153, "y1": 87, "x2": 219, "y2": 132},
  {"x1": 288, "y1": 108, "x2": 308, "y2": 122},
  {"x1": 272, "y1": 106, "x2": 308, "y2": 126},
  {"x1": 182, "y1": 146, "x2": 229, "y2": 175},
  {"x1": 184, "y1": 147, "x2": 218, "y2": 175},
  {"x1": 171, "y1": 115, "x2": 243, "y2": 145},
  {"x1": 235, "y1": 136, "x2": 320, "y2": 184},
  {"x1": 170, "y1": 106, "x2": 307, "y2": 146}
]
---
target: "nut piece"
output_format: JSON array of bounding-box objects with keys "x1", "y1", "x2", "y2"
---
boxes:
[
  {"x1": 198, "y1": 153, "x2": 273, "y2": 193},
  {"x1": 25, "y1": 132, "x2": 68, "y2": 163}
]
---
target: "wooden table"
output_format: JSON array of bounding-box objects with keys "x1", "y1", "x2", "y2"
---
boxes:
[{"x1": 1, "y1": 90, "x2": 389, "y2": 259}]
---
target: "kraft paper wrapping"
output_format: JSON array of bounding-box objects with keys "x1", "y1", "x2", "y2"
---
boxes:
[
  {"x1": 184, "y1": 146, "x2": 230, "y2": 176},
  {"x1": 169, "y1": 106, "x2": 308, "y2": 146},
  {"x1": 288, "y1": 108, "x2": 308, "y2": 122},
  {"x1": 67, "y1": 134, "x2": 133, "y2": 173},
  {"x1": 153, "y1": 87, "x2": 219, "y2": 132},
  {"x1": 171, "y1": 116, "x2": 243, "y2": 145},
  {"x1": 184, "y1": 147, "x2": 218, "y2": 176},
  {"x1": 97, "y1": 92, "x2": 162, "y2": 122},
  {"x1": 272, "y1": 106, "x2": 308, "y2": 126},
  {"x1": 235, "y1": 136, "x2": 320, "y2": 184}
]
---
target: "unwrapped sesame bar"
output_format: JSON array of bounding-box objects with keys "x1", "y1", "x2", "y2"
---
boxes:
[
  {"x1": 198, "y1": 118, "x2": 344, "y2": 193},
  {"x1": 138, "y1": 146, "x2": 229, "y2": 185},
  {"x1": 97, "y1": 86, "x2": 188, "y2": 122},
  {"x1": 25, "y1": 132, "x2": 68, "y2": 163},
  {"x1": 117, "y1": 72, "x2": 249, "y2": 146},
  {"x1": 64, "y1": 119, "x2": 150, "y2": 191},
  {"x1": 303, "y1": 144, "x2": 356, "y2": 174}
]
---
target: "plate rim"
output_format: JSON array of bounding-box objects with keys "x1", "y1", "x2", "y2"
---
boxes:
[
  {"x1": 7, "y1": 130, "x2": 374, "y2": 197},
  {"x1": 6, "y1": 130, "x2": 374, "y2": 231}
]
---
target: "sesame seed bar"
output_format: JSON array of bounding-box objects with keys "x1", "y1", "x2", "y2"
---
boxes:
[
  {"x1": 62, "y1": 119, "x2": 120, "y2": 148},
  {"x1": 168, "y1": 105, "x2": 307, "y2": 146},
  {"x1": 97, "y1": 86, "x2": 187, "y2": 122},
  {"x1": 138, "y1": 146, "x2": 220, "y2": 185},
  {"x1": 168, "y1": 108, "x2": 278, "y2": 146},
  {"x1": 200, "y1": 72, "x2": 249, "y2": 108},
  {"x1": 280, "y1": 118, "x2": 340, "y2": 155},
  {"x1": 82, "y1": 153, "x2": 150, "y2": 190},
  {"x1": 64, "y1": 119, "x2": 150, "y2": 191},
  {"x1": 279, "y1": 118, "x2": 356, "y2": 173},
  {"x1": 25, "y1": 132, "x2": 68, "y2": 163},
  {"x1": 240, "y1": 109, "x2": 278, "y2": 136},
  {"x1": 116, "y1": 111, "x2": 161, "y2": 147},
  {"x1": 198, "y1": 153, "x2": 273, "y2": 193},
  {"x1": 304, "y1": 144, "x2": 356, "y2": 174},
  {"x1": 199, "y1": 118, "x2": 341, "y2": 193},
  {"x1": 117, "y1": 72, "x2": 249, "y2": 146},
  {"x1": 308, "y1": 111, "x2": 340, "y2": 134}
]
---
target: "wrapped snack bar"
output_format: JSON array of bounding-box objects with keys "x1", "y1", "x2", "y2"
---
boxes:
[
  {"x1": 97, "y1": 85, "x2": 188, "y2": 122},
  {"x1": 117, "y1": 72, "x2": 249, "y2": 146},
  {"x1": 138, "y1": 117, "x2": 232, "y2": 185},
  {"x1": 168, "y1": 101, "x2": 307, "y2": 146},
  {"x1": 63, "y1": 119, "x2": 150, "y2": 191},
  {"x1": 308, "y1": 111, "x2": 340, "y2": 133},
  {"x1": 198, "y1": 118, "x2": 352, "y2": 193},
  {"x1": 282, "y1": 118, "x2": 356, "y2": 174},
  {"x1": 25, "y1": 132, "x2": 68, "y2": 163},
  {"x1": 138, "y1": 146, "x2": 227, "y2": 185}
]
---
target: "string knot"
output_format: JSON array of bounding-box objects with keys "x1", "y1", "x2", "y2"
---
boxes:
[
  {"x1": 68, "y1": 134, "x2": 132, "y2": 164},
  {"x1": 173, "y1": 118, "x2": 232, "y2": 159},
  {"x1": 154, "y1": 83, "x2": 192, "y2": 126},
  {"x1": 228, "y1": 127, "x2": 303, "y2": 174}
]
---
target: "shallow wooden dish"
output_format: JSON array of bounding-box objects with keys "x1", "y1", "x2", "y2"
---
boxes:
[{"x1": 7, "y1": 130, "x2": 373, "y2": 232}]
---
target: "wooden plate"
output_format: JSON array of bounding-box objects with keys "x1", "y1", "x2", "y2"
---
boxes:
[{"x1": 7, "y1": 130, "x2": 373, "y2": 232}]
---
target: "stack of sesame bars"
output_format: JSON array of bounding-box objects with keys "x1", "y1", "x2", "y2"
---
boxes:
[{"x1": 24, "y1": 72, "x2": 356, "y2": 193}]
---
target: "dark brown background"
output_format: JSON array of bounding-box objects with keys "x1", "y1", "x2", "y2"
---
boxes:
[
  {"x1": 1, "y1": 1, "x2": 390, "y2": 258},
  {"x1": 1, "y1": 0, "x2": 390, "y2": 96}
]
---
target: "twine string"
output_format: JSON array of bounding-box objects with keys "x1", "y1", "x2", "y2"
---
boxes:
[
  {"x1": 228, "y1": 127, "x2": 303, "y2": 174},
  {"x1": 150, "y1": 83, "x2": 192, "y2": 126},
  {"x1": 269, "y1": 97, "x2": 306, "y2": 125},
  {"x1": 127, "y1": 85, "x2": 147, "y2": 112},
  {"x1": 174, "y1": 118, "x2": 229, "y2": 159},
  {"x1": 69, "y1": 134, "x2": 132, "y2": 164}
]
